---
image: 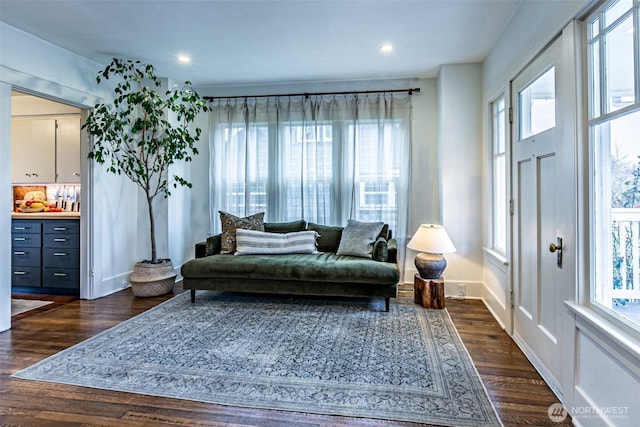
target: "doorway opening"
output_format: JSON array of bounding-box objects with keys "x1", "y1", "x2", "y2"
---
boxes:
[{"x1": 9, "y1": 89, "x2": 92, "y2": 304}]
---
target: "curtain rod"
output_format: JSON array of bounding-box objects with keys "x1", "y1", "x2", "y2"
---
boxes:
[{"x1": 204, "y1": 87, "x2": 420, "y2": 101}]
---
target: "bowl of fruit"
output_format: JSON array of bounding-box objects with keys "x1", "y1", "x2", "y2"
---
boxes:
[{"x1": 18, "y1": 200, "x2": 46, "y2": 213}]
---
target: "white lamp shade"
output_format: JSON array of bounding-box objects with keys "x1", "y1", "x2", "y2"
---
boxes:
[{"x1": 407, "y1": 224, "x2": 456, "y2": 254}]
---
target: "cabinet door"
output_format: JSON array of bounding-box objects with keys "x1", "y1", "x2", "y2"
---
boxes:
[
  {"x1": 12, "y1": 267, "x2": 41, "y2": 288},
  {"x1": 43, "y1": 248, "x2": 79, "y2": 269},
  {"x1": 12, "y1": 233, "x2": 42, "y2": 248},
  {"x1": 12, "y1": 221, "x2": 42, "y2": 234},
  {"x1": 56, "y1": 117, "x2": 81, "y2": 183},
  {"x1": 12, "y1": 247, "x2": 42, "y2": 267},
  {"x1": 42, "y1": 267, "x2": 79, "y2": 289},
  {"x1": 11, "y1": 118, "x2": 56, "y2": 183}
]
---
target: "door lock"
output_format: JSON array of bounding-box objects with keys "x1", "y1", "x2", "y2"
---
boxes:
[{"x1": 549, "y1": 237, "x2": 563, "y2": 267}]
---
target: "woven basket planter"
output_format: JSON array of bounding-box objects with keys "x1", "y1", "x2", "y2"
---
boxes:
[{"x1": 129, "y1": 259, "x2": 176, "y2": 297}]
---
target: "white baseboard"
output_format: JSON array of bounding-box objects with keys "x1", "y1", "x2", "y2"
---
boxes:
[
  {"x1": 512, "y1": 331, "x2": 564, "y2": 401},
  {"x1": 96, "y1": 271, "x2": 132, "y2": 299}
]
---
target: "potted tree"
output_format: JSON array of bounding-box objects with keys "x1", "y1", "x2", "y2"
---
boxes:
[{"x1": 83, "y1": 58, "x2": 208, "y2": 297}]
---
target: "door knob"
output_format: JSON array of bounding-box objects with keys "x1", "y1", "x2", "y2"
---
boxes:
[{"x1": 549, "y1": 237, "x2": 563, "y2": 267}]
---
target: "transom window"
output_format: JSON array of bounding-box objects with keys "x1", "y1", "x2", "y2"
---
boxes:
[{"x1": 519, "y1": 67, "x2": 556, "y2": 139}]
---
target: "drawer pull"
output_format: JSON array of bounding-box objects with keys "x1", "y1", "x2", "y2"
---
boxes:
[
  {"x1": 13, "y1": 237, "x2": 27, "y2": 241},
  {"x1": 53, "y1": 273, "x2": 68, "y2": 277},
  {"x1": 54, "y1": 238, "x2": 67, "y2": 242},
  {"x1": 53, "y1": 227, "x2": 67, "y2": 231},
  {"x1": 13, "y1": 271, "x2": 26, "y2": 275},
  {"x1": 13, "y1": 251, "x2": 26, "y2": 255},
  {"x1": 14, "y1": 227, "x2": 27, "y2": 230},
  {"x1": 54, "y1": 252, "x2": 67, "y2": 256}
]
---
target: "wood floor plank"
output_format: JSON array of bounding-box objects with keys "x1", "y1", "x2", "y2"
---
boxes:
[{"x1": 1, "y1": 291, "x2": 569, "y2": 426}]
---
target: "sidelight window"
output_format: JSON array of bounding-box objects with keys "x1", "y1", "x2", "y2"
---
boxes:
[
  {"x1": 588, "y1": 0, "x2": 640, "y2": 327},
  {"x1": 490, "y1": 95, "x2": 507, "y2": 254}
]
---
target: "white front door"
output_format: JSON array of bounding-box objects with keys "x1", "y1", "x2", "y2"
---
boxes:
[{"x1": 511, "y1": 35, "x2": 575, "y2": 399}]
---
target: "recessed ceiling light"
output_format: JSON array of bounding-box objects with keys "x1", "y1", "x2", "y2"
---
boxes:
[
  {"x1": 380, "y1": 43, "x2": 393, "y2": 53},
  {"x1": 177, "y1": 55, "x2": 191, "y2": 63}
]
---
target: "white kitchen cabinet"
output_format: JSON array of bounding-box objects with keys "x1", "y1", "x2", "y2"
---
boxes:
[
  {"x1": 11, "y1": 118, "x2": 56, "y2": 183},
  {"x1": 11, "y1": 116, "x2": 80, "y2": 184},
  {"x1": 55, "y1": 117, "x2": 81, "y2": 183}
]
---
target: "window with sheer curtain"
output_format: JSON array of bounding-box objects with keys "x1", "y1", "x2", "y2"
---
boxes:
[{"x1": 208, "y1": 93, "x2": 412, "y2": 257}]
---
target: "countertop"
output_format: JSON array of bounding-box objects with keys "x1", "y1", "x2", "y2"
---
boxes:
[{"x1": 11, "y1": 212, "x2": 81, "y2": 220}]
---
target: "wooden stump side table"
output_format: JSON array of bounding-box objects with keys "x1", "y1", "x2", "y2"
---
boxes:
[{"x1": 413, "y1": 274, "x2": 445, "y2": 309}]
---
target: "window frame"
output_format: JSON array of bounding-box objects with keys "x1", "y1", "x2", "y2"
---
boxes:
[
  {"x1": 489, "y1": 93, "x2": 509, "y2": 257},
  {"x1": 587, "y1": 0, "x2": 640, "y2": 334}
]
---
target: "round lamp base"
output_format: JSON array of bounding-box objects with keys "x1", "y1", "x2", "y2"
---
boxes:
[{"x1": 415, "y1": 252, "x2": 446, "y2": 279}]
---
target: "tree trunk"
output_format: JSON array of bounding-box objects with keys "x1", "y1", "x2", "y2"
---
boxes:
[{"x1": 146, "y1": 193, "x2": 157, "y2": 264}]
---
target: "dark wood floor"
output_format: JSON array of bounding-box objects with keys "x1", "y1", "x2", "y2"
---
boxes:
[{"x1": 0, "y1": 290, "x2": 571, "y2": 427}]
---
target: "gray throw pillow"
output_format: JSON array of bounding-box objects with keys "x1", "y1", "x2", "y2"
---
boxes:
[{"x1": 336, "y1": 220, "x2": 385, "y2": 258}]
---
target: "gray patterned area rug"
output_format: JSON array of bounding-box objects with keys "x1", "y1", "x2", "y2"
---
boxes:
[{"x1": 13, "y1": 291, "x2": 501, "y2": 426}]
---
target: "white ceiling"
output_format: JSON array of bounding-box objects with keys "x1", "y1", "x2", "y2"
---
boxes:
[{"x1": 0, "y1": 0, "x2": 524, "y2": 89}]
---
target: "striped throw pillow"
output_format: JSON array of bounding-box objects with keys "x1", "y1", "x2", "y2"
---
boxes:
[{"x1": 235, "y1": 229, "x2": 319, "y2": 255}]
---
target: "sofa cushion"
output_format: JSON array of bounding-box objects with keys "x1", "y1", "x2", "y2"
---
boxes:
[
  {"x1": 307, "y1": 223, "x2": 343, "y2": 253},
  {"x1": 235, "y1": 229, "x2": 318, "y2": 255},
  {"x1": 336, "y1": 220, "x2": 384, "y2": 258},
  {"x1": 219, "y1": 211, "x2": 265, "y2": 254},
  {"x1": 181, "y1": 253, "x2": 399, "y2": 285},
  {"x1": 264, "y1": 220, "x2": 307, "y2": 233}
]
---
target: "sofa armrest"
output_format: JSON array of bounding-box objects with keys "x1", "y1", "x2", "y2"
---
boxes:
[
  {"x1": 387, "y1": 238, "x2": 398, "y2": 264},
  {"x1": 195, "y1": 233, "x2": 222, "y2": 258}
]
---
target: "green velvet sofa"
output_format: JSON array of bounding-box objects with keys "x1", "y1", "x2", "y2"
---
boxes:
[{"x1": 181, "y1": 220, "x2": 400, "y2": 311}]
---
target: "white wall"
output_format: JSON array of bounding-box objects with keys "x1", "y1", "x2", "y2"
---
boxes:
[
  {"x1": 570, "y1": 307, "x2": 640, "y2": 426},
  {"x1": 483, "y1": 0, "x2": 591, "y2": 98},
  {"x1": 434, "y1": 64, "x2": 484, "y2": 296},
  {"x1": 12, "y1": 94, "x2": 80, "y2": 115},
  {"x1": 0, "y1": 82, "x2": 12, "y2": 332},
  {"x1": 166, "y1": 79, "x2": 198, "y2": 276}
]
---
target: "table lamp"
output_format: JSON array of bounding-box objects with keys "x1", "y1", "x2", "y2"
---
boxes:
[{"x1": 407, "y1": 224, "x2": 456, "y2": 279}]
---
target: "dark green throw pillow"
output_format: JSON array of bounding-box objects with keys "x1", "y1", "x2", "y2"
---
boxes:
[
  {"x1": 307, "y1": 223, "x2": 344, "y2": 253},
  {"x1": 264, "y1": 220, "x2": 307, "y2": 233},
  {"x1": 372, "y1": 236, "x2": 388, "y2": 262},
  {"x1": 378, "y1": 223, "x2": 390, "y2": 240},
  {"x1": 205, "y1": 234, "x2": 222, "y2": 256}
]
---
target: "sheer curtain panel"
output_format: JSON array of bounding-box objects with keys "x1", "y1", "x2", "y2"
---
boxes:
[{"x1": 208, "y1": 93, "x2": 412, "y2": 271}]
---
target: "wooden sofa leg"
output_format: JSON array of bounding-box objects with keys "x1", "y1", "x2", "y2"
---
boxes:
[
  {"x1": 191, "y1": 289, "x2": 196, "y2": 303},
  {"x1": 385, "y1": 297, "x2": 390, "y2": 312}
]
